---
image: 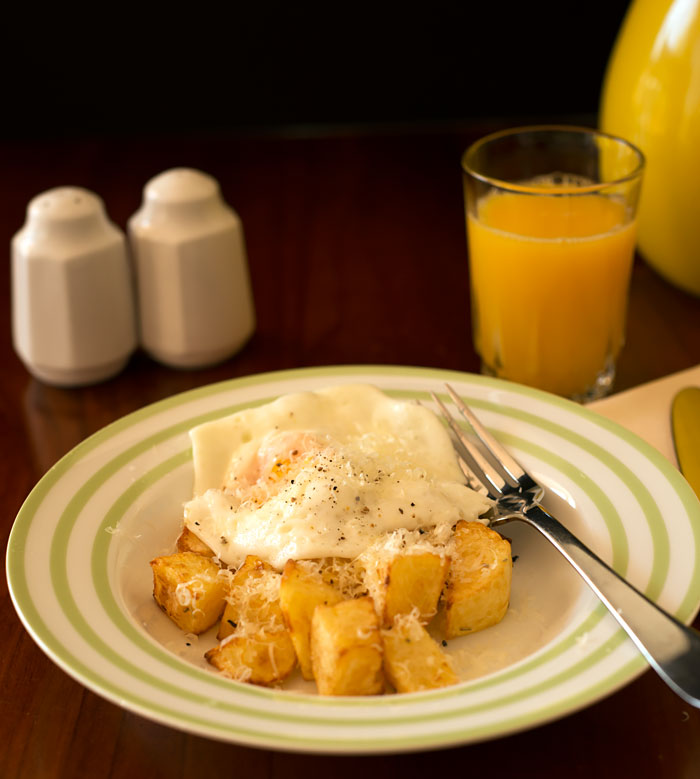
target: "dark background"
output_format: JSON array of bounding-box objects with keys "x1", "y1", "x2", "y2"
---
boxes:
[{"x1": 2, "y1": 1, "x2": 632, "y2": 139}]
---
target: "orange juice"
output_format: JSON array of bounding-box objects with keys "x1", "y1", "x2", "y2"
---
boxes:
[{"x1": 468, "y1": 188, "x2": 637, "y2": 398}]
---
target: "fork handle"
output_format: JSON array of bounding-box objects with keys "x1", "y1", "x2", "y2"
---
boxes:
[{"x1": 519, "y1": 504, "x2": 700, "y2": 707}]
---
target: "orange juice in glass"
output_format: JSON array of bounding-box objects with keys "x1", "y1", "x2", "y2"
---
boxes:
[{"x1": 462, "y1": 126, "x2": 644, "y2": 401}]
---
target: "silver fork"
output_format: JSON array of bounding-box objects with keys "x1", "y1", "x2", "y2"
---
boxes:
[{"x1": 432, "y1": 383, "x2": 700, "y2": 708}]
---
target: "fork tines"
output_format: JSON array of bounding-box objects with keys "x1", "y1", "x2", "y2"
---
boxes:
[{"x1": 431, "y1": 384, "x2": 526, "y2": 499}]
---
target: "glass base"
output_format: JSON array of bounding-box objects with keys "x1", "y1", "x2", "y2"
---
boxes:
[{"x1": 480, "y1": 357, "x2": 616, "y2": 404}]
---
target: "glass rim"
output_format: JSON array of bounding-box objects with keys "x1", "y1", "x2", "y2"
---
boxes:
[{"x1": 461, "y1": 124, "x2": 645, "y2": 195}]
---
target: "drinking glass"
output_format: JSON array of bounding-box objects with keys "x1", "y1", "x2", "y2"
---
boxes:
[{"x1": 462, "y1": 126, "x2": 644, "y2": 401}]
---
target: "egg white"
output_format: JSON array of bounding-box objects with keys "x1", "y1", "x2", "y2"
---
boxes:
[{"x1": 184, "y1": 384, "x2": 491, "y2": 569}]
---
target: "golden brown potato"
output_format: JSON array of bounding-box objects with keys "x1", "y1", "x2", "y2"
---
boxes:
[
  {"x1": 176, "y1": 526, "x2": 215, "y2": 557},
  {"x1": 442, "y1": 520, "x2": 512, "y2": 639},
  {"x1": 317, "y1": 557, "x2": 366, "y2": 597},
  {"x1": 310, "y1": 597, "x2": 384, "y2": 696},
  {"x1": 381, "y1": 552, "x2": 449, "y2": 626},
  {"x1": 151, "y1": 551, "x2": 227, "y2": 634},
  {"x1": 217, "y1": 555, "x2": 284, "y2": 640},
  {"x1": 382, "y1": 613, "x2": 458, "y2": 693},
  {"x1": 206, "y1": 629, "x2": 296, "y2": 686},
  {"x1": 279, "y1": 560, "x2": 344, "y2": 680},
  {"x1": 218, "y1": 601, "x2": 240, "y2": 641}
]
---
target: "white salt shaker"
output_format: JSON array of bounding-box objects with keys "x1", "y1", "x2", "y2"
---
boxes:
[
  {"x1": 11, "y1": 187, "x2": 137, "y2": 386},
  {"x1": 128, "y1": 168, "x2": 256, "y2": 369}
]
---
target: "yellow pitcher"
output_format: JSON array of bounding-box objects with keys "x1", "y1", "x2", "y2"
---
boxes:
[{"x1": 601, "y1": 0, "x2": 700, "y2": 296}]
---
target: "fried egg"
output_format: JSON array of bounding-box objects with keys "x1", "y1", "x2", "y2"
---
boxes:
[{"x1": 184, "y1": 384, "x2": 491, "y2": 569}]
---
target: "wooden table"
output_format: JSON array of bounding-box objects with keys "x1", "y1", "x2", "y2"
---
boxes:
[{"x1": 2, "y1": 124, "x2": 700, "y2": 778}]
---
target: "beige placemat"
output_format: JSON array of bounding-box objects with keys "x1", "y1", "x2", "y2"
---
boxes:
[{"x1": 589, "y1": 365, "x2": 700, "y2": 467}]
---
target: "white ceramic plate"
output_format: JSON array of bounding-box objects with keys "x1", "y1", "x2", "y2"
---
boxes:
[{"x1": 7, "y1": 366, "x2": 700, "y2": 754}]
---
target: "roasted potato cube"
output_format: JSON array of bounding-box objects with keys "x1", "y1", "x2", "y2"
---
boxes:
[
  {"x1": 217, "y1": 555, "x2": 284, "y2": 640},
  {"x1": 176, "y1": 526, "x2": 215, "y2": 557},
  {"x1": 382, "y1": 613, "x2": 458, "y2": 692},
  {"x1": 206, "y1": 629, "x2": 296, "y2": 686},
  {"x1": 151, "y1": 551, "x2": 226, "y2": 634},
  {"x1": 279, "y1": 560, "x2": 344, "y2": 679},
  {"x1": 317, "y1": 557, "x2": 365, "y2": 595},
  {"x1": 443, "y1": 520, "x2": 512, "y2": 638},
  {"x1": 381, "y1": 552, "x2": 449, "y2": 626},
  {"x1": 218, "y1": 602, "x2": 239, "y2": 641},
  {"x1": 310, "y1": 596, "x2": 384, "y2": 696}
]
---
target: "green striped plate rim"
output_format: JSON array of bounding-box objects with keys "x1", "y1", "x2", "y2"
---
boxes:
[{"x1": 7, "y1": 365, "x2": 700, "y2": 753}]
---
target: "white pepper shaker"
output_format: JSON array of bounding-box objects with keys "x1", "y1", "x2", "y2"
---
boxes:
[
  {"x1": 11, "y1": 187, "x2": 137, "y2": 386},
  {"x1": 128, "y1": 168, "x2": 256, "y2": 369}
]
